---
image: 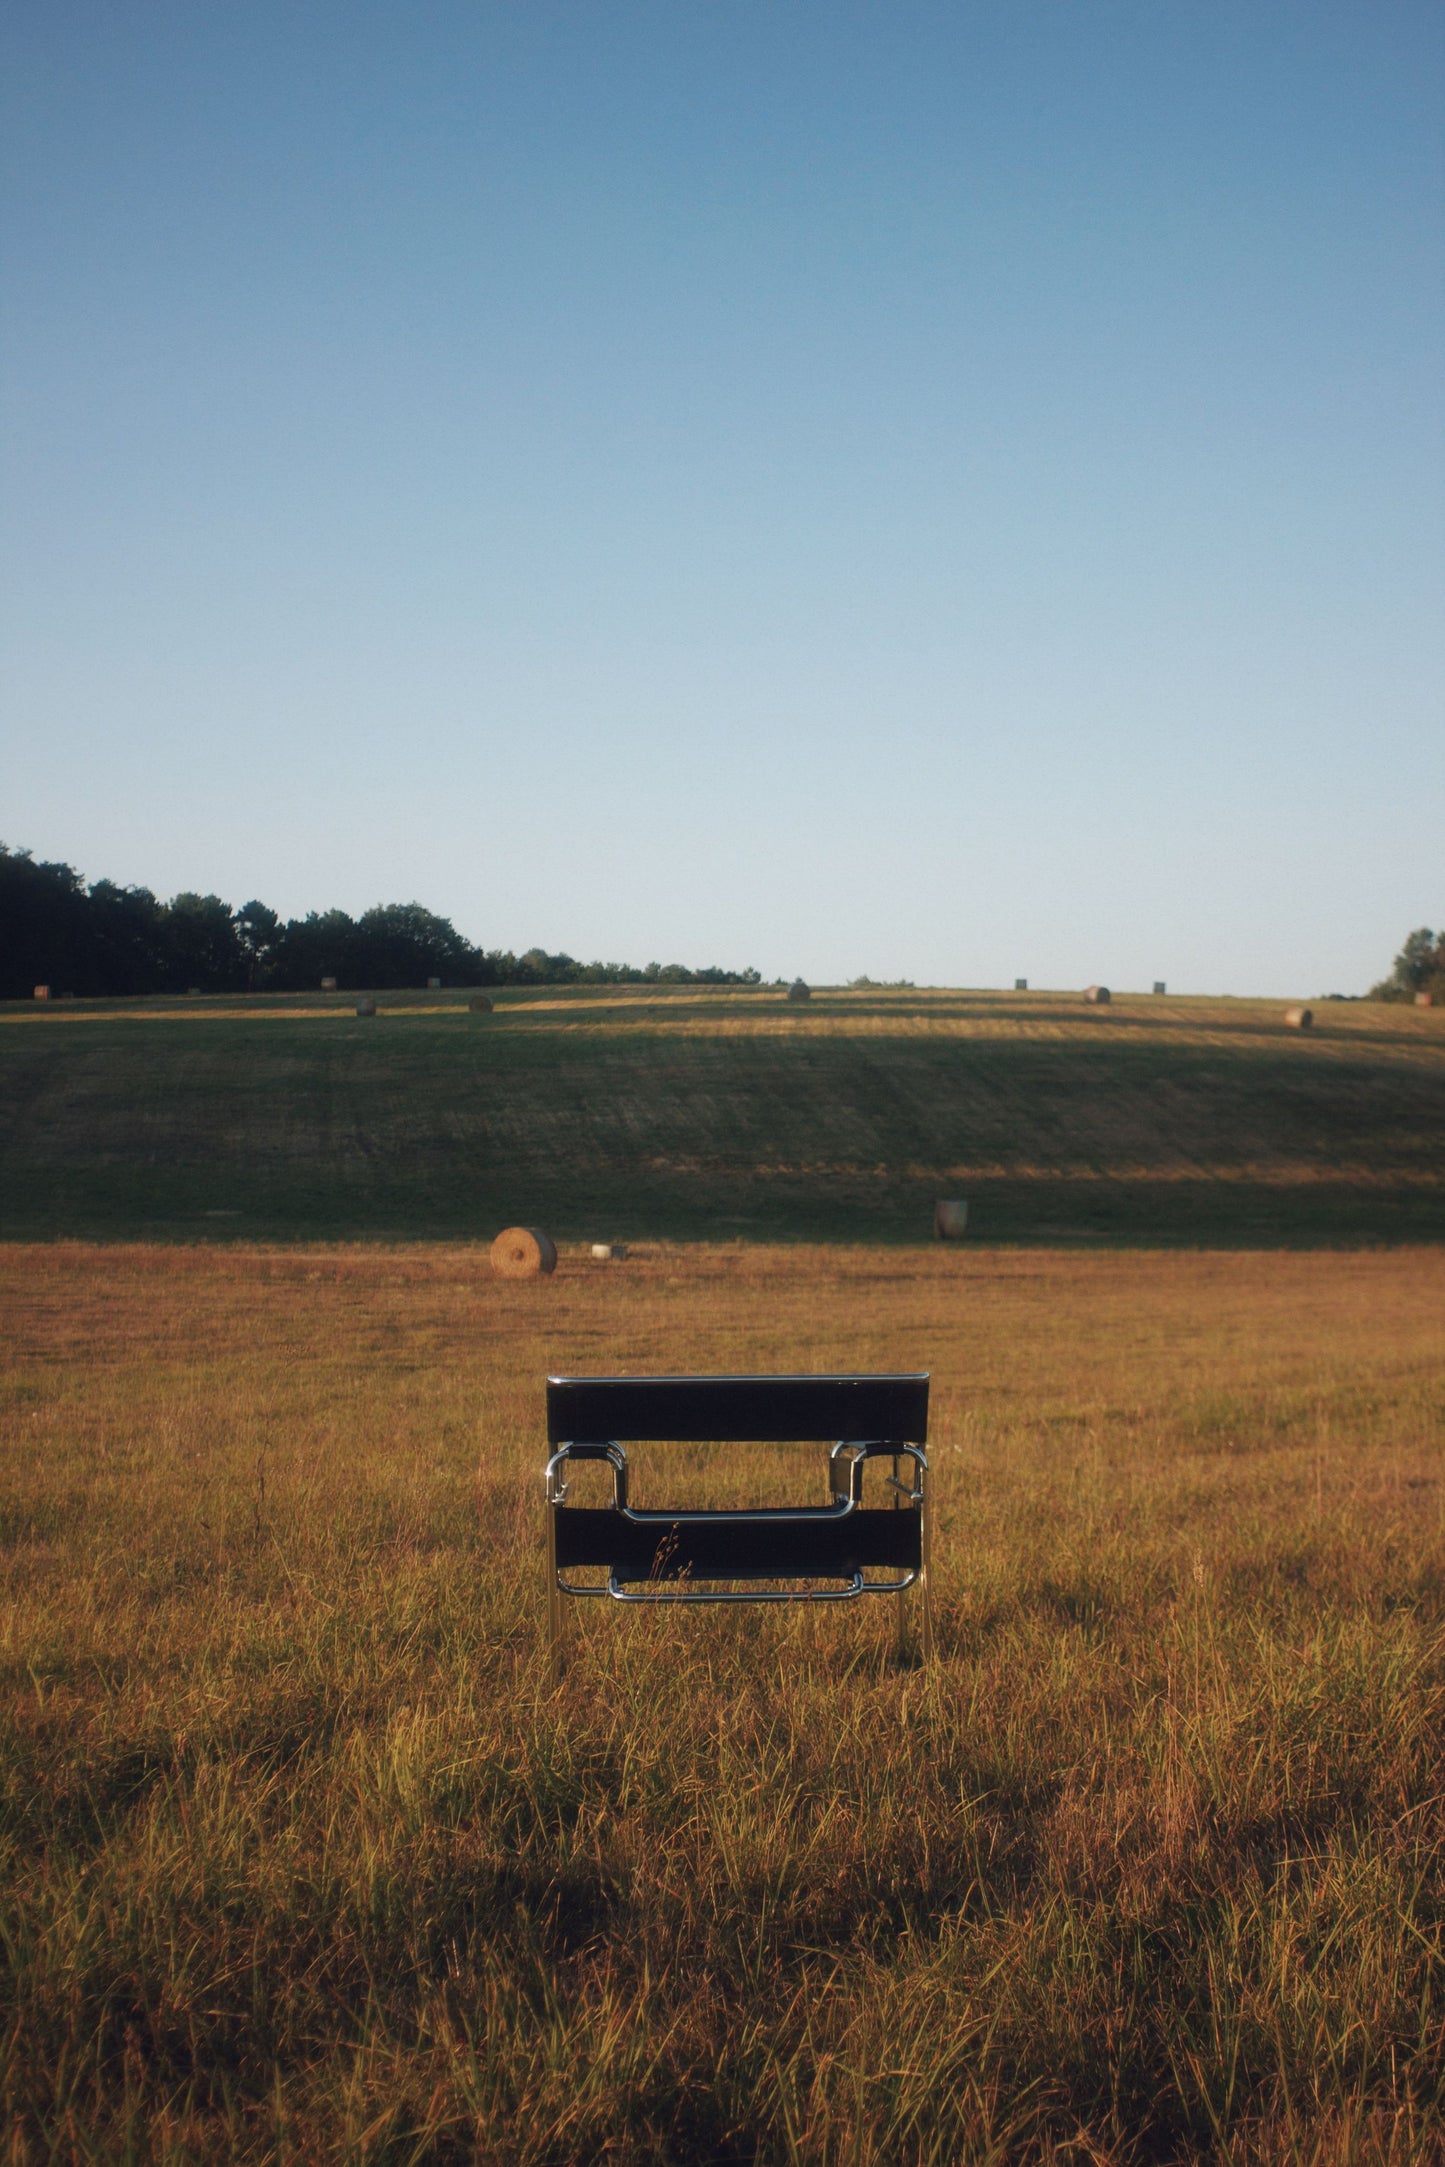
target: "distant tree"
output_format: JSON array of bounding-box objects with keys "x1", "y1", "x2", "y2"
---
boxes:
[
  {"x1": 491, "y1": 950, "x2": 762, "y2": 988},
  {"x1": 0, "y1": 845, "x2": 83, "y2": 996},
  {"x1": 0, "y1": 846, "x2": 186, "y2": 996},
  {"x1": 515, "y1": 946, "x2": 575, "y2": 984},
  {"x1": 0, "y1": 844, "x2": 89, "y2": 997},
  {"x1": 85, "y1": 879, "x2": 168, "y2": 995},
  {"x1": 1371, "y1": 926, "x2": 1445, "y2": 1002},
  {"x1": 695, "y1": 964, "x2": 762, "y2": 985},
  {"x1": 268, "y1": 910, "x2": 359, "y2": 990},
  {"x1": 235, "y1": 900, "x2": 281, "y2": 990},
  {"x1": 161, "y1": 894, "x2": 246, "y2": 992},
  {"x1": 351, "y1": 903, "x2": 484, "y2": 988}
]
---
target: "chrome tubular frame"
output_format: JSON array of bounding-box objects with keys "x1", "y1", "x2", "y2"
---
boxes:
[
  {"x1": 829, "y1": 1438, "x2": 927, "y2": 1505},
  {"x1": 545, "y1": 1442, "x2": 629, "y2": 1510},
  {"x1": 545, "y1": 1435, "x2": 931, "y2": 1664},
  {"x1": 605, "y1": 1567, "x2": 875, "y2": 1604}
]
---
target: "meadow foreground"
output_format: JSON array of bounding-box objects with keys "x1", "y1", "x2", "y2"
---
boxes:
[{"x1": 0, "y1": 1241, "x2": 1442, "y2": 2162}]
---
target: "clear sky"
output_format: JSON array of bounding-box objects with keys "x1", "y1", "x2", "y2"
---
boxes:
[{"x1": 3, "y1": 2, "x2": 1441, "y2": 993}]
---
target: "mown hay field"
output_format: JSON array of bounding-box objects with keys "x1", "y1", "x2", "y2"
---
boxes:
[
  {"x1": 2, "y1": 1239, "x2": 1443, "y2": 2162},
  {"x1": 2, "y1": 986, "x2": 1442, "y2": 1246}
]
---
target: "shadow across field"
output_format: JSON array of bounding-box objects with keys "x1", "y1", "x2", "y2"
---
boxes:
[{"x1": 1, "y1": 996, "x2": 1441, "y2": 1245}]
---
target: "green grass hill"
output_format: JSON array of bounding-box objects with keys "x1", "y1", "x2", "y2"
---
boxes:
[{"x1": 1, "y1": 984, "x2": 1441, "y2": 1245}]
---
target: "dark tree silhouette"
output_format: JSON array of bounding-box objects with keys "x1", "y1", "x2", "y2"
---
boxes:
[
  {"x1": 1371, "y1": 926, "x2": 1445, "y2": 1003},
  {"x1": 1, "y1": 841, "x2": 761, "y2": 999}
]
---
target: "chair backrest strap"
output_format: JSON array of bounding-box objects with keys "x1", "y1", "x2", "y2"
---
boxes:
[{"x1": 546, "y1": 1372, "x2": 929, "y2": 1444}]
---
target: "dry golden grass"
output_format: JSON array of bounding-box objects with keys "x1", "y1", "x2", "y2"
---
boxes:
[{"x1": 1, "y1": 1240, "x2": 1443, "y2": 2162}]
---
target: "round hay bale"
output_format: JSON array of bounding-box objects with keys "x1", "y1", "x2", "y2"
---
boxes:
[
  {"x1": 590, "y1": 1242, "x2": 628, "y2": 1260},
  {"x1": 1083, "y1": 984, "x2": 1111, "y2": 1004},
  {"x1": 1415, "y1": 991, "x2": 1434, "y2": 1008},
  {"x1": 787, "y1": 979, "x2": 811, "y2": 1002},
  {"x1": 32, "y1": 985, "x2": 50, "y2": 1002},
  {"x1": 469, "y1": 994, "x2": 493, "y2": 1012},
  {"x1": 934, "y1": 1199, "x2": 969, "y2": 1240},
  {"x1": 320, "y1": 976, "x2": 338, "y2": 991},
  {"x1": 490, "y1": 1226, "x2": 557, "y2": 1278},
  {"x1": 355, "y1": 996, "x2": 378, "y2": 1017},
  {"x1": 1284, "y1": 1006, "x2": 1313, "y2": 1029}
]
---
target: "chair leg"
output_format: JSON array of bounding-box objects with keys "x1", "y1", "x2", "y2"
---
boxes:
[
  {"x1": 892, "y1": 1451, "x2": 910, "y2": 1663},
  {"x1": 546, "y1": 1507, "x2": 565, "y2": 1680},
  {"x1": 898, "y1": 1485, "x2": 933, "y2": 1665},
  {"x1": 919, "y1": 1495, "x2": 934, "y2": 1662}
]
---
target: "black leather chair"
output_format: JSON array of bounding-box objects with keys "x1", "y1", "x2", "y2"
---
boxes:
[{"x1": 544, "y1": 1372, "x2": 931, "y2": 1670}]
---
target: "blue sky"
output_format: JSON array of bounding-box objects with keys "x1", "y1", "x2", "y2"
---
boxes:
[{"x1": 3, "y1": 1, "x2": 1441, "y2": 992}]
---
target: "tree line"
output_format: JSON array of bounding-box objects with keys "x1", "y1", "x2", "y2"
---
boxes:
[
  {"x1": 0, "y1": 844, "x2": 762, "y2": 1000},
  {"x1": 1371, "y1": 927, "x2": 1445, "y2": 1005}
]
